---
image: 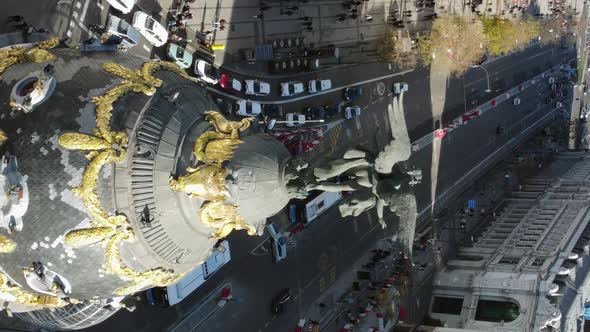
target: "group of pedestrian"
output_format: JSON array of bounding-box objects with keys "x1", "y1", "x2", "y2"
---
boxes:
[
  {"x1": 252, "y1": 2, "x2": 273, "y2": 19},
  {"x1": 6, "y1": 15, "x2": 40, "y2": 35},
  {"x1": 336, "y1": 0, "x2": 371, "y2": 21},
  {"x1": 168, "y1": 4, "x2": 199, "y2": 43},
  {"x1": 297, "y1": 16, "x2": 313, "y2": 32}
]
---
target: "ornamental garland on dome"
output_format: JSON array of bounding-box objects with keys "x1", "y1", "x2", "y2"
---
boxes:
[
  {"x1": 59, "y1": 61, "x2": 194, "y2": 295},
  {"x1": 169, "y1": 111, "x2": 258, "y2": 239},
  {"x1": 0, "y1": 37, "x2": 59, "y2": 75}
]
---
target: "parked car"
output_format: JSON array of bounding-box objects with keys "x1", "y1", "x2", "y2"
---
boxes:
[
  {"x1": 344, "y1": 86, "x2": 362, "y2": 101},
  {"x1": 304, "y1": 107, "x2": 326, "y2": 120},
  {"x1": 394, "y1": 82, "x2": 409, "y2": 94},
  {"x1": 106, "y1": 0, "x2": 136, "y2": 14},
  {"x1": 132, "y1": 11, "x2": 168, "y2": 47},
  {"x1": 267, "y1": 223, "x2": 287, "y2": 263},
  {"x1": 236, "y1": 99, "x2": 262, "y2": 117},
  {"x1": 556, "y1": 101, "x2": 563, "y2": 108},
  {"x1": 271, "y1": 288, "x2": 291, "y2": 314},
  {"x1": 281, "y1": 81, "x2": 305, "y2": 97},
  {"x1": 513, "y1": 97, "x2": 521, "y2": 106},
  {"x1": 106, "y1": 14, "x2": 140, "y2": 48},
  {"x1": 245, "y1": 80, "x2": 271, "y2": 96},
  {"x1": 344, "y1": 106, "x2": 361, "y2": 119},
  {"x1": 308, "y1": 79, "x2": 332, "y2": 93},
  {"x1": 285, "y1": 113, "x2": 306, "y2": 127},
  {"x1": 166, "y1": 43, "x2": 193, "y2": 69},
  {"x1": 194, "y1": 59, "x2": 219, "y2": 85},
  {"x1": 548, "y1": 77, "x2": 555, "y2": 84}
]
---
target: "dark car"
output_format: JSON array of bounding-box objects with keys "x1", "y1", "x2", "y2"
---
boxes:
[
  {"x1": 324, "y1": 105, "x2": 339, "y2": 118},
  {"x1": 344, "y1": 87, "x2": 362, "y2": 102},
  {"x1": 271, "y1": 288, "x2": 291, "y2": 314},
  {"x1": 304, "y1": 107, "x2": 326, "y2": 120}
]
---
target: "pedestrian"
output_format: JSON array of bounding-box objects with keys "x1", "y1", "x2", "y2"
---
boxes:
[
  {"x1": 13, "y1": 21, "x2": 29, "y2": 30},
  {"x1": 352, "y1": 0, "x2": 362, "y2": 5},
  {"x1": 286, "y1": 6, "x2": 299, "y2": 11},
  {"x1": 365, "y1": 14, "x2": 374, "y2": 22},
  {"x1": 337, "y1": 14, "x2": 347, "y2": 21},
  {"x1": 350, "y1": 13, "x2": 358, "y2": 19},
  {"x1": 281, "y1": 9, "x2": 295, "y2": 15},
  {"x1": 301, "y1": 21, "x2": 313, "y2": 26},
  {"x1": 6, "y1": 15, "x2": 23, "y2": 23},
  {"x1": 297, "y1": 16, "x2": 312, "y2": 20},
  {"x1": 214, "y1": 19, "x2": 227, "y2": 25},
  {"x1": 301, "y1": 26, "x2": 313, "y2": 31},
  {"x1": 253, "y1": 13, "x2": 264, "y2": 19},
  {"x1": 349, "y1": 8, "x2": 358, "y2": 14}
]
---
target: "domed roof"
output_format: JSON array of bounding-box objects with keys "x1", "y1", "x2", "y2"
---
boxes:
[{"x1": 225, "y1": 135, "x2": 291, "y2": 229}]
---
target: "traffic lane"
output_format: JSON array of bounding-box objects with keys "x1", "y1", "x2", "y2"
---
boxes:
[
  {"x1": 270, "y1": 205, "x2": 388, "y2": 331},
  {"x1": 408, "y1": 82, "x2": 555, "y2": 210}
]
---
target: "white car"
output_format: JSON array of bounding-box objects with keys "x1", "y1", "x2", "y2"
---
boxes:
[
  {"x1": 344, "y1": 106, "x2": 361, "y2": 119},
  {"x1": 394, "y1": 82, "x2": 408, "y2": 94},
  {"x1": 132, "y1": 11, "x2": 168, "y2": 47},
  {"x1": 285, "y1": 113, "x2": 306, "y2": 127},
  {"x1": 106, "y1": 0, "x2": 136, "y2": 14},
  {"x1": 245, "y1": 80, "x2": 271, "y2": 96},
  {"x1": 266, "y1": 223, "x2": 287, "y2": 263},
  {"x1": 194, "y1": 60, "x2": 220, "y2": 85},
  {"x1": 236, "y1": 99, "x2": 262, "y2": 117},
  {"x1": 513, "y1": 97, "x2": 521, "y2": 106},
  {"x1": 548, "y1": 77, "x2": 555, "y2": 84},
  {"x1": 281, "y1": 81, "x2": 305, "y2": 97},
  {"x1": 308, "y1": 79, "x2": 332, "y2": 93}
]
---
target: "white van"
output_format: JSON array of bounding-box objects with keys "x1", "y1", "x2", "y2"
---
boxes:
[
  {"x1": 146, "y1": 241, "x2": 231, "y2": 306},
  {"x1": 308, "y1": 79, "x2": 332, "y2": 93}
]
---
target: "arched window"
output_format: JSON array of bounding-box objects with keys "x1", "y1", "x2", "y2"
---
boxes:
[{"x1": 475, "y1": 299, "x2": 520, "y2": 322}]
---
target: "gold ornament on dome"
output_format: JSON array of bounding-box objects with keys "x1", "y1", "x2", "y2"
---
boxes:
[
  {"x1": 0, "y1": 272, "x2": 74, "y2": 308},
  {"x1": 0, "y1": 129, "x2": 6, "y2": 147},
  {"x1": 0, "y1": 234, "x2": 15, "y2": 253},
  {"x1": 59, "y1": 61, "x2": 196, "y2": 295},
  {"x1": 0, "y1": 37, "x2": 59, "y2": 75},
  {"x1": 170, "y1": 111, "x2": 257, "y2": 239}
]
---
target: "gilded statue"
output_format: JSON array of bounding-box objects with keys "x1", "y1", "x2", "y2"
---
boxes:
[
  {"x1": 170, "y1": 111, "x2": 259, "y2": 239},
  {"x1": 204, "y1": 111, "x2": 253, "y2": 139},
  {"x1": 193, "y1": 131, "x2": 241, "y2": 165},
  {"x1": 169, "y1": 165, "x2": 229, "y2": 201},
  {"x1": 200, "y1": 201, "x2": 257, "y2": 238}
]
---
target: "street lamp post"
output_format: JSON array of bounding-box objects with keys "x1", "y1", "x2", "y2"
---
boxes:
[{"x1": 471, "y1": 65, "x2": 491, "y2": 93}]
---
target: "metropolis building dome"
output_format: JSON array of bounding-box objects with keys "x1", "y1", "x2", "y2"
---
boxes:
[{"x1": 0, "y1": 40, "x2": 292, "y2": 329}]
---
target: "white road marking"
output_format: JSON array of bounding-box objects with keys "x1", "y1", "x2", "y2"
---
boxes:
[
  {"x1": 142, "y1": 44, "x2": 151, "y2": 52},
  {"x1": 96, "y1": 1, "x2": 103, "y2": 10},
  {"x1": 69, "y1": 21, "x2": 75, "y2": 27},
  {"x1": 75, "y1": 1, "x2": 81, "y2": 8},
  {"x1": 78, "y1": 0, "x2": 90, "y2": 22},
  {"x1": 66, "y1": 30, "x2": 72, "y2": 37},
  {"x1": 73, "y1": 11, "x2": 79, "y2": 19}
]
